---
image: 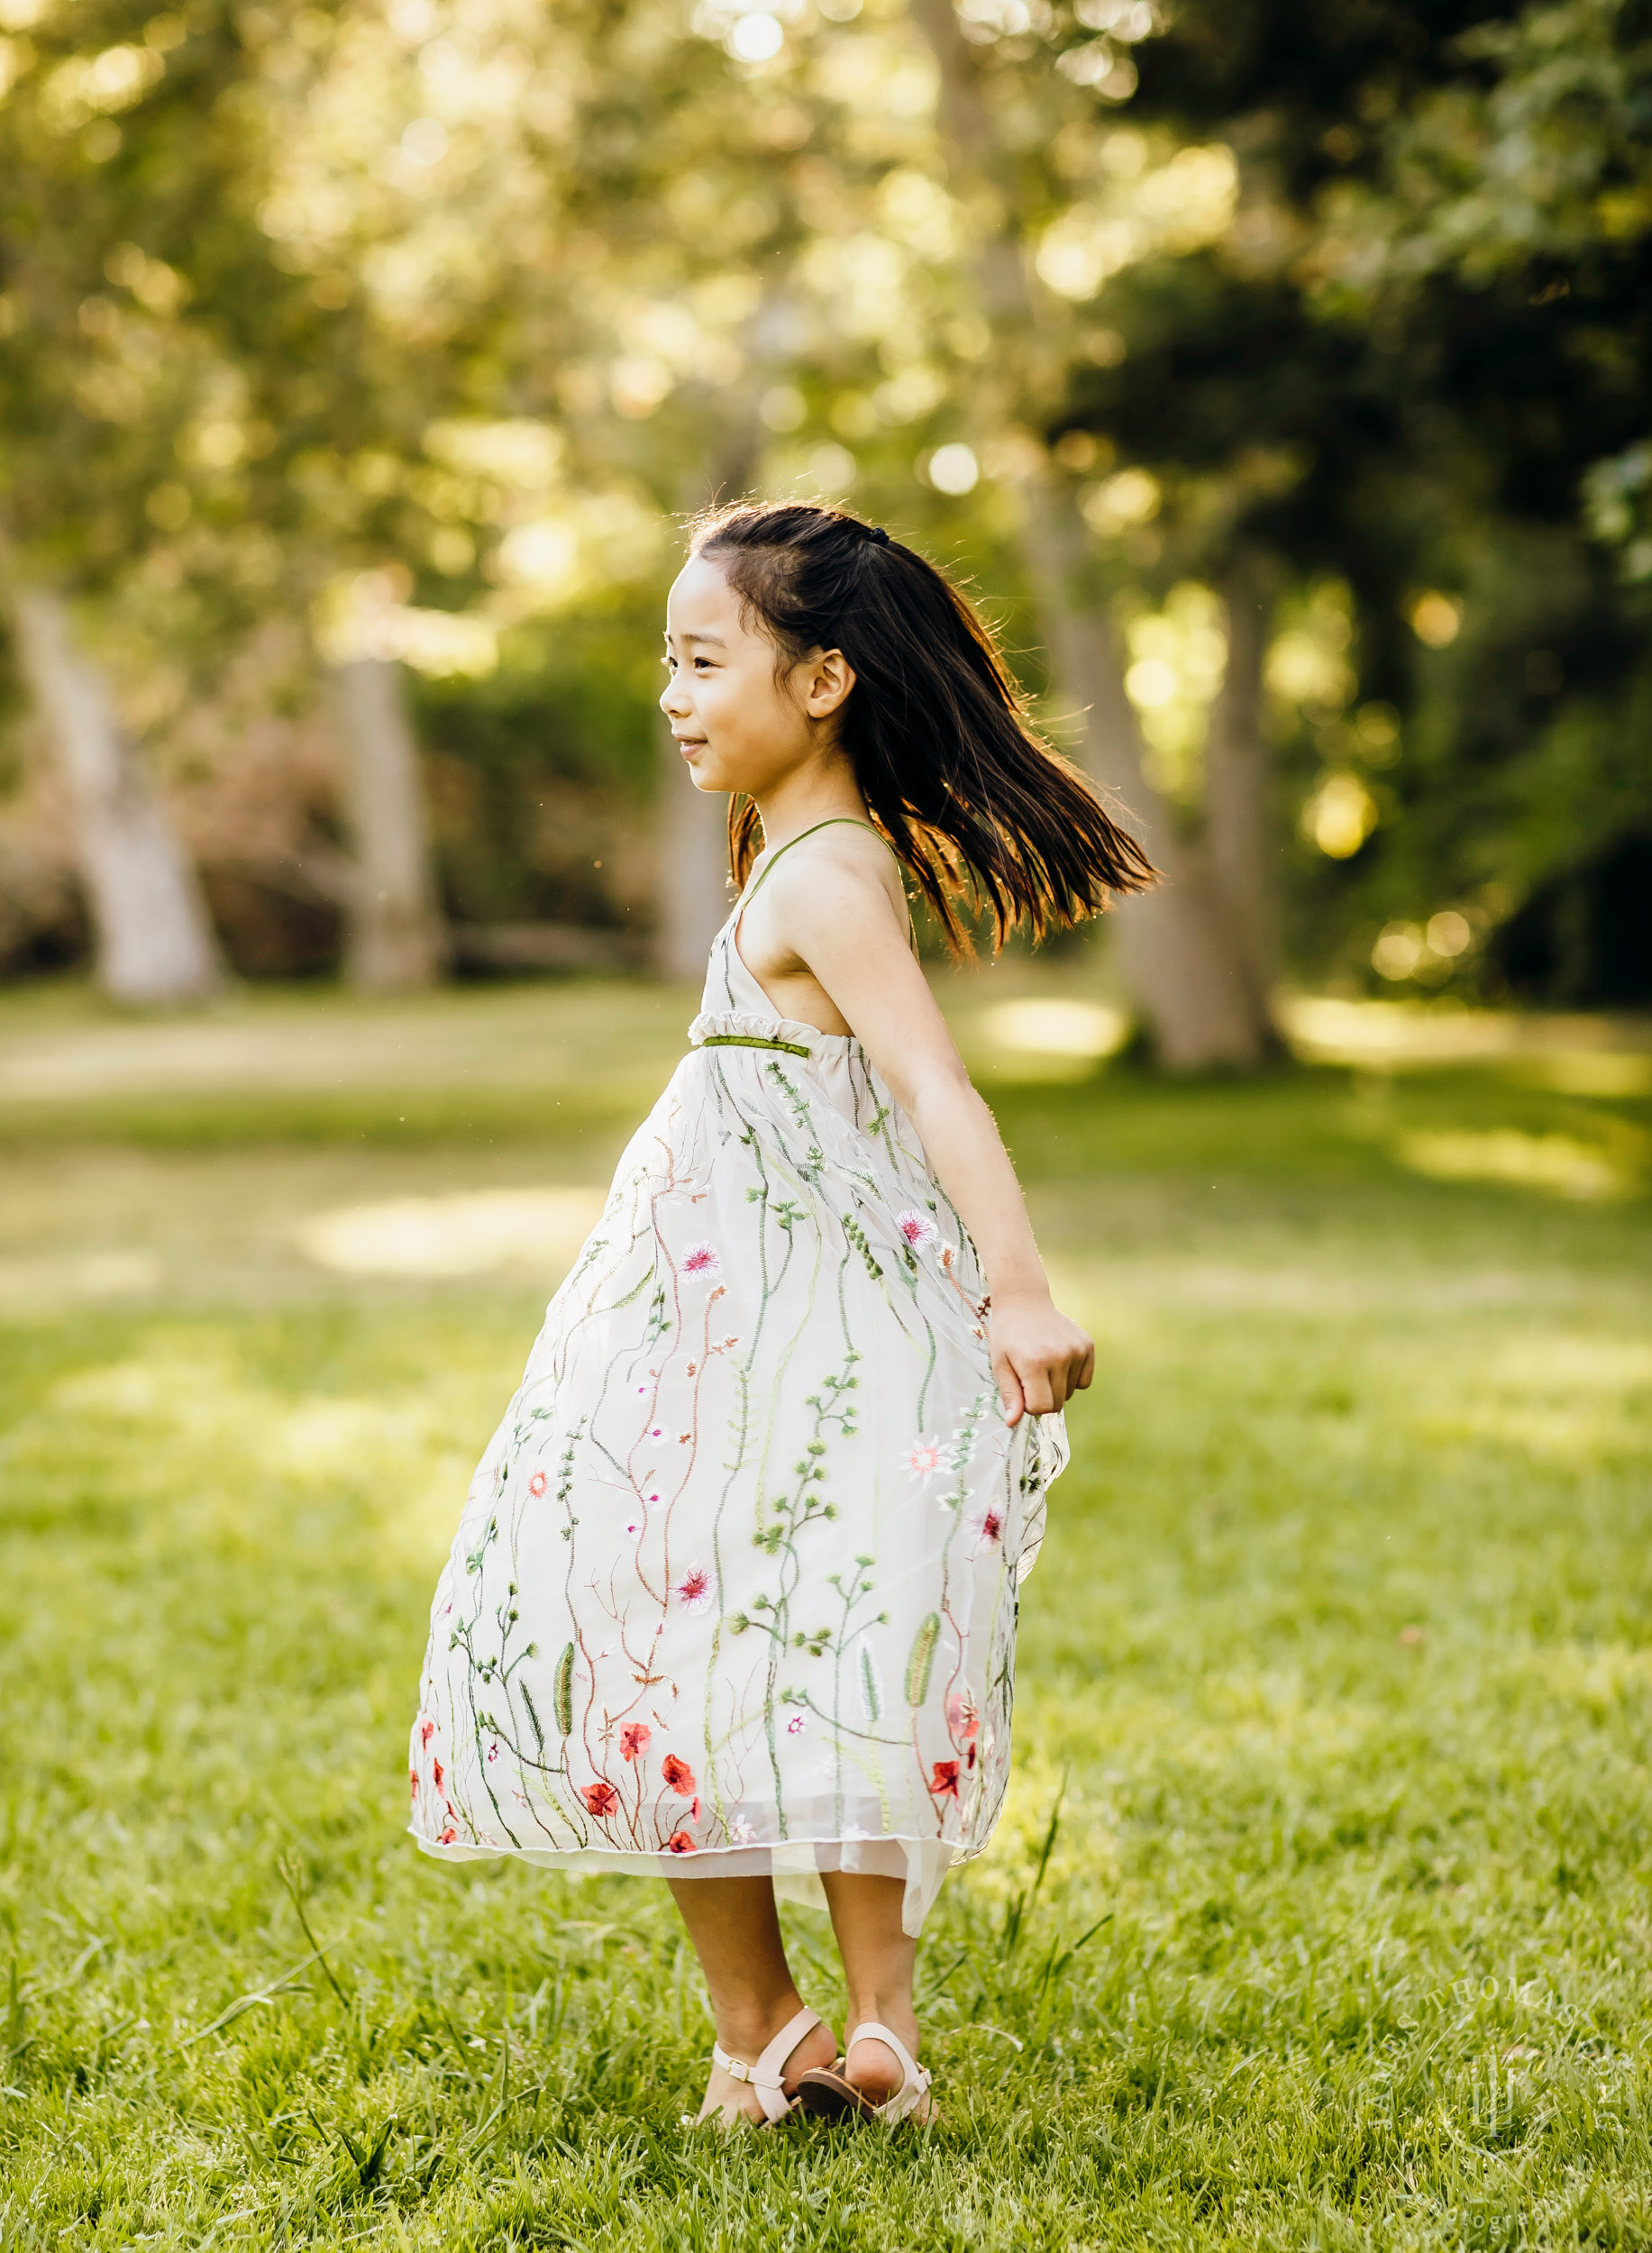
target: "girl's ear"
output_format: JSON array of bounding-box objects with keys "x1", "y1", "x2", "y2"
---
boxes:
[{"x1": 801, "y1": 647, "x2": 855, "y2": 720}]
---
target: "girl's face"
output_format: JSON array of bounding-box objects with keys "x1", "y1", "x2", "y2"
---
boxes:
[{"x1": 661, "y1": 553, "x2": 853, "y2": 798}]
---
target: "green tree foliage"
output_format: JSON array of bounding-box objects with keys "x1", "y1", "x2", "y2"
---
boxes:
[
  {"x1": 1, "y1": 0, "x2": 1647, "y2": 999},
  {"x1": 1053, "y1": 0, "x2": 1652, "y2": 996}
]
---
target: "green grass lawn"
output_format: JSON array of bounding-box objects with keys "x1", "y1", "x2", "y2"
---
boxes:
[{"x1": 2, "y1": 981, "x2": 1650, "y2": 2249}]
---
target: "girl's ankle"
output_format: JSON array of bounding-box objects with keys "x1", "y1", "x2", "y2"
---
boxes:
[
  {"x1": 713, "y1": 1992, "x2": 808, "y2": 2060},
  {"x1": 845, "y1": 1994, "x2": 917, "y2": 2039}
]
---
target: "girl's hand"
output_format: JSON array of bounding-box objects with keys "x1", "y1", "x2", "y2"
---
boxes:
[{"x1": 989, "y1": 1289, "x2": 1095, "y2": 1427}]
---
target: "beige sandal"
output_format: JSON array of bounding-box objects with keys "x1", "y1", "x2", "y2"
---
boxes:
[
  {"x1": 708, "y1": 2005, "x2": 827, "y2": 2125},
  {"x1": 795, "y1": 2020, "x2": 933, "y2": 2126}
]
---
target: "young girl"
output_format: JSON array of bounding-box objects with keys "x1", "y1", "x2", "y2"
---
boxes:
[{"x1": 409, "y1": 502, "x2": 1152, "y2": 2126}]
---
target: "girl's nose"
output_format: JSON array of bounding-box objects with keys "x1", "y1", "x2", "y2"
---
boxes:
[{"x1": 660, "y1": 675, "x2": 689, "y2": 718}]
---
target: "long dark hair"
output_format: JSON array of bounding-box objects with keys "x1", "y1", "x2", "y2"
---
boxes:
[{"x1": 690, "y1": 499, "x2": 1155, "y2": 949}]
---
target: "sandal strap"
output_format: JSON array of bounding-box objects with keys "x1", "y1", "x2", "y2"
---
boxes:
[
  {"x1": 846, "y1": 2020, "x2": 932, "y2": 2126},
  {"x1": 712, "y1": 2005, "x2": 822, "y2": 2123}
]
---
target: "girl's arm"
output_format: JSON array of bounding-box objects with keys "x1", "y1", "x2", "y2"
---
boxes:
[{"x1": 763, "y1": 853, "x2": 1094, "y2": 1425}]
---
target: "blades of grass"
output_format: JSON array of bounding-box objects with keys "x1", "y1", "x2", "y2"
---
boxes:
[
  {"x1": 5, "y1": 1938, "x2": 106, "y2": 2020},
  {"x1": 943, "y1": 2023, "x2": 1025, "y2": 2052},
  {"x1": 278, "y1": 1856, "x2": 351, "y2": 2008},
  {"x1": 178, "y1": 1947, "x2": 327, "y2": 2046},
  {"x1": 1036, "y1": 1914, "x2": 1114, "y2": 1997},
  {"x1": 461, "y1": 2075, "x2": 549, "y2": 2160},
  {"x1": 1030, "y1": 1776, "x2": 1067, "y2": 1902},
  {"x1": 306, "y1": 2101, "x2": 363, "y2": 2173},
  {"x1": 5, "y1": 1959, "x2": 23, "y2": 2061},
  {"x1": 355, "y1": 2113, "x2": 397, "y2": 2189}
]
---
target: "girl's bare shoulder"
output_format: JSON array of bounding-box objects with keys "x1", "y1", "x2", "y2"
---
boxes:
[{"x1": 765, "y1": 821, "x2": 908, "y2": 926}]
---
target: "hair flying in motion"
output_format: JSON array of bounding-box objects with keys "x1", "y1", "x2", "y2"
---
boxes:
[{"x1": 690, "y1": 499, "x2": 1155, "y2": 950}]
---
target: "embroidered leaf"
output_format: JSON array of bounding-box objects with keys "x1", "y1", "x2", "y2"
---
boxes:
[
  {"x1": 860, "y1": 1645, "x2": 881, "y2": 1724},
  {"x1": 553, "y1": 1642, "x2": 575, "y2": 1738},
  {"x1": 905, "y1": 1613, "x2": 940, "y2": 1708}
]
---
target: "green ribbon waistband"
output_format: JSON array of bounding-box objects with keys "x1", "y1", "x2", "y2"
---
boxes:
[{"x1": 695, "y1": 1032, "x2": 812, "y2": 1059}]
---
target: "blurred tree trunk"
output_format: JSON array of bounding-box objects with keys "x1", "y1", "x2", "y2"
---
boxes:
[
  {"x1": 908, "y1": 0, "x2": 1276, "y2": 1068},
  {"x1": 8, "y1": 581, "x2": 222, "y2": 1005},
  {"x1": 1018, "y1": 479, "x2": 1276, "y2": 1066},
  {"x1": 332, "y1": 654, "x2": 445, "y2": 992},
  {"x1": 1204, "y1": 551, "x2": 1280, "y2": 1019}
]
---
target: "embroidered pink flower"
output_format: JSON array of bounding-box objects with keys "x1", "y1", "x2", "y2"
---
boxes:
[
  {"x1": 896, "y1": 1209, "x2": 938, "y2": 1249},
  {"x1": 971, "y1": 1506, "x2": 1004, "y2": 1546},
  {"x1": 581, "y1": 1780, "x2": 617, "y2": 1818},
  {"x1": 662, "y1": 1752, "x2": 696, "y2": 1793},
  {"x1": 902, "y1": 1438, "x2": 945, "y2": 1483},
  {"x1": 527, "y1": 1471, "x2": 547, "y2": 1498},
  {"x1": 929, "y1": 1759, "x2": 961, "y2": 1800},
  {"x1": 432, "y1": 1759, "x2": 444, "y2": 1790},
  {"x1": 675, "y1": 1564, "x2": 714, "y2": 1614},
  {"x1": 728, "y1": 1815, "x2": 756, "y2": 1844},
  {"x1": 486, "y1": 1739, "x2": 500, "y2": 1765},
  {"x1": 946, "y1": 1688, "x2": 981, "y2": 1742},
  {"x1": 408, "y1": 1769, "x2": 418, "y2": 1800},
  {"x1": 785, "y1": 1713, "x2": 808, "y2": 1736},
  {"x1": 438, "y1": 1825, "x2": 457, "y2": 1844},
  {"x1": 418, "y1": 1717, "x2": 435, "y2": 1748},
  {"x1": 666, "y1": 1830, "x2": 697, "y2": 1855},
  {"x1": 690, "y1": 1795, "x2": 701, "y2": 1823},
  {"x1": 681, "y1": 1242, "x2": 720, "y2": 1277},
  {"x1": 620, "y1": 1721, "x2": 652, "y2": 1763}
]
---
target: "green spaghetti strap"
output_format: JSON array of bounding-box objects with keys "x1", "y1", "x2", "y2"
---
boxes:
[
  {"x1": 741, "y1": 817, "x2": 917, "y2": 952},
  {"x1": 742, "y1": 816, "x2": 902, "y2": 903}
]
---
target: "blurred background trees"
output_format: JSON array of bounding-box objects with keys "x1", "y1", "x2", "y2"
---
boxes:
[{"x1": 0, "y1": 0, "x2": 1647, "y2": 1044}]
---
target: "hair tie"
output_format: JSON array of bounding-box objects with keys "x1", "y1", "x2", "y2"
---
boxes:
[{"x1": 866, "y1": 524, "x2": 890, "y2": 546}]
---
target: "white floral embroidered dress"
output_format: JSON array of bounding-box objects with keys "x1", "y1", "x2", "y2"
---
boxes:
[{"x1": 409, "y1": 820, "x2": 1067, "y2": 1934}]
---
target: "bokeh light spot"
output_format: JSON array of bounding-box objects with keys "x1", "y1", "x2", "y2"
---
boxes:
[
  {"x1": 727, "y1": 12, "x2": 783, "y2": 60},
  {"x1": 927, "y1": 442, "x2": 979, "y2": 495},
  {"x1": 400, "y1": 116, "x2": 448, "y2": 165}
]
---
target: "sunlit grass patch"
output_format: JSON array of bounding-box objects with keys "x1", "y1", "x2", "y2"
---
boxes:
[
  {"x1": 295, "y1": 1184, "x2": 607, "y2": 1277},
  {"x1": 1398, "y1": 1125, "x2": 1647, "y2": 1200}
]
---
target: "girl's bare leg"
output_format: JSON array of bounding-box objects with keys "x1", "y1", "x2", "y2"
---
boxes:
[
  {"x1": 667, "y1": 1875, "x2": 838, "y2": 2122},
  {"x1": 818, "y1": 1871, "x2": 934, "y2": 2116}
]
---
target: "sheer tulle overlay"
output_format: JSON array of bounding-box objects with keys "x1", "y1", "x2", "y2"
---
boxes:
[{"x1": 409, "y1": 835, "x2": 1066, "y2": 1934}]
